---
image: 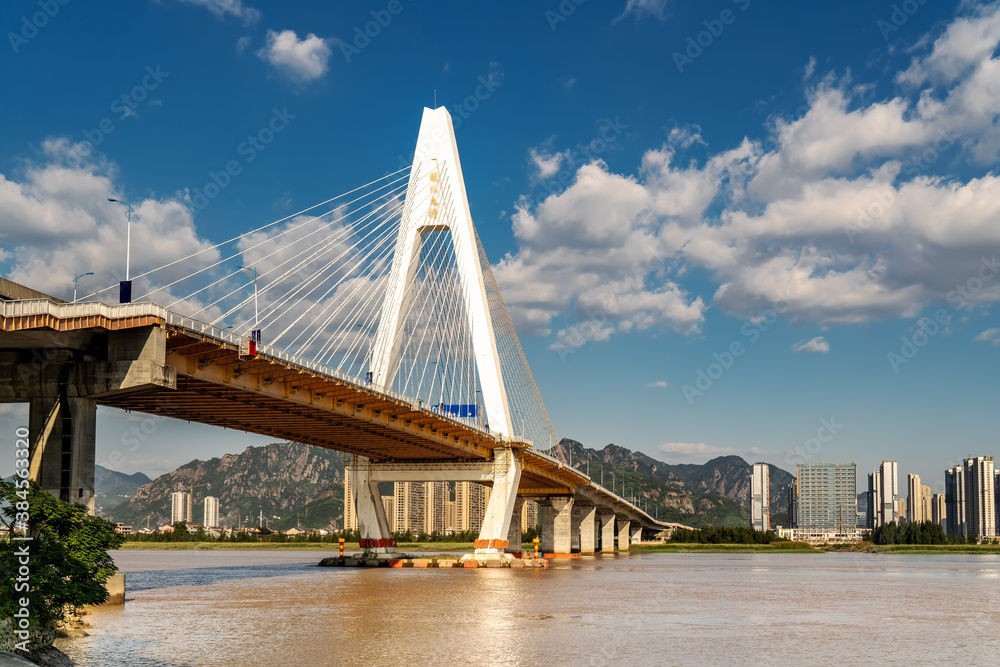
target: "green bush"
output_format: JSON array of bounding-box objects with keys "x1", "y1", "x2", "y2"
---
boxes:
[{"x1": 1, "y1": 481, "x2": 125, "y2": 629}]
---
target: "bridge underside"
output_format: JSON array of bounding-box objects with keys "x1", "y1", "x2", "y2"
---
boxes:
[{"x1": 1, "y1": 298, "x2": 665, "y2": 555}]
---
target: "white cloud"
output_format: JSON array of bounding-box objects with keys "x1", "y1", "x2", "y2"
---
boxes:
[
  {"x1": 974, "y1": 327, "x2": 1000, "y2": 345},
  {"x1": 529, "y1": 148, "x2": 565, "y2": 180},
  {"x1": 645, "y1": 380, "x2": 668, "y2": 388},
  {"x1": 0, "y1": 139, "x2": 224, "y2": 317},
  {"x1": 257, "y1": 29, "x2": 332, "y2": 82},
  {"x1": 235, "y1": 36, "x2": 252, "y2": 55},
  {"x1": 616, "y1": 0, "x2": 669, "y2": 23},
  {"x1": 178, "y1": 0, "x2": 260, "y2": 24},
  {"x1": 792, "y1": 336, "x2": 831, "y2": 354},
  {"x1": 497, "y1": 2, "x2": 1000, "y2": 346}
]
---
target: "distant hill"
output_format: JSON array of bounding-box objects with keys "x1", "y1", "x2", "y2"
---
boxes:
[
  {"x1": 555, "y1": 439, "x2": 795, "y2": 527},
  {"x1": 103, "y1": 438, "x2": 795, "y2": 532},
  {"x1": 94, "y1": 465, "x2": 152, "y2": 516},
  {"x1": 105, "y1": 442, "x2": 345, "y2": 531}
]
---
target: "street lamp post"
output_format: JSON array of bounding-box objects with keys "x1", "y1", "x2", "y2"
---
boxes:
[
  {"x1": 72, "y1": 272, "x2": 94, "y2": 302},
  {"x1": 108, "y1": 198, "x2": 134, "y2": 303},
  {"x1": 237, "y1": 265, "x2": 259, "y2": 335}
]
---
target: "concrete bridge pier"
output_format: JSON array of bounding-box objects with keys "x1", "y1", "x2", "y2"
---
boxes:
[
  {"x1": 28, "y1": 395, "x2": 97, "y2": 512},
  {"x1": 617, "y1": 517, "x2": 631, "y2": 551},
  {"x1": 348, "y1": 456, "x2": 396, "y2": 556},
  {"x1": 540, "y1": 496, "x2": 574, "y2": 554},
  {"x1": 506, "y1": 496, "x2": 525, "y2": 553},
  {"x1": 600, "y1": 511, "x2": 616, "y2": 553},
  {"x1": 630, "y1": 523, "x2": 643, "y2": 545},
  {"x1": 579, "y1": 504, "x2": 597, "y2": 554}
]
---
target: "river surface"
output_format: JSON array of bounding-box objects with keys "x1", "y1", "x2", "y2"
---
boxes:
[{"x1": 55, "y1": 550, "x2": 1000, "y2": 666}]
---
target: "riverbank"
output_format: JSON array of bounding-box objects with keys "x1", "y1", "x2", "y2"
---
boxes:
[
  {"x1": 825, "y1": 542, "x2": 1000, "y2": 554},
  {"x1": 118, "y1": 541, "x2": 478, "y2": 552}
]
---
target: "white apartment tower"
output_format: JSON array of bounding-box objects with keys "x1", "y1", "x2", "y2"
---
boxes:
[
  {"x1": 751, "y1": 463, "x2": 770, "y2": 531},
  {"x1": 203, "y1": 496, "x2": 220, "y2": 528},
  {"x1": 170, "y1": 491, "x2": 190, "y2": 525}
]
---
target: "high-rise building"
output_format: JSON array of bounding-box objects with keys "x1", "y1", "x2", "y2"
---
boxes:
[
  {"x1": 871, "y1": 461, "x2": 898, "y2": 527},
  {"x1": 795, "y1": 462, "x2": 857, "y2": 531},
  {"x1": 894, "y1": 497, "x2": 906, "y2": 523},
  {"x1": 945, "y1": 463, "x2": 966, "y2": 538},
  {"x1": 787, "y1": 481, "x2": 798, "y2": 528},
  {"x1": 866, "y1": 473, "x2": 878, "y2": 529},
  {"x1": 382, "y1": 495, "x2": 394, "y2": 528},
  {"x1": 344, "y1": 468, "x2": 357, "y2": 531},
  {"x1": 170, "y1": 491, "x2": 189, "y2": 525},
  {"x1": 455, "y1": 481, "x2": 490, "y2": 532},
  {"x1": 393, "y1": 481, "x2": 426, "y2": 534},
  {"x1": 424, "y1": 481, "x2": 448, "y2": 535},
  {"x1": 520, "y1": 499, "x2": 538, "y2": 533},
  {"x1": 446, "y1": 500, "x2": 456, "y2": 532},
  {"x1": 964, "y1": 456, "x2": 996, "y2": 541},
  {"x1": 203, "y1": 496, "x2": 219, "y2": 528},
  {"x1": 906, "y1": 474, "x2": 932, "y2": 524},
  {"x1": 931, "y1": 493, "x2": 946, "y2": 529},
  {"x1": 996, "y1": 470, "x2": 1000, "y2": 537},
  {"x1": 751, "y1": 463, "x2": 770, "y2": 531}
]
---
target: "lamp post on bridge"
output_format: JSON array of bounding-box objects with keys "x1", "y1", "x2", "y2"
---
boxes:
[
  {"x1": 72, "y1": 272, "x2": 94, "y2": 302},
  {"x1": 237, "y1": 265, "x2": 260, "y2": 340},
  {"x1": 107, "y1": 198, "x2": 135, "y2": 303}
]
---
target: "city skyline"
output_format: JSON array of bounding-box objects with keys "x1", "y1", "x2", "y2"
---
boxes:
[{"x1": 2, "y1": 1, "x2": 1000, "y2": 490}]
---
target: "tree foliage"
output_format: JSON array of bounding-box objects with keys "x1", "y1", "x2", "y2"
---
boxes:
[
  {"x1": 1, "y1": 481, "x2": 125, "y2": 627},
  {"x1": 866, "y1": 520, "x2": 959, "y2": 545},
  {"x1": 669, "y1": 525, "x2": 778, "y2": 544}
]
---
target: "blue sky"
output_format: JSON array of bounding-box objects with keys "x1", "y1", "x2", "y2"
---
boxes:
[{"x1": 1, "y1": 0, "x2": 999, "y2": 496}]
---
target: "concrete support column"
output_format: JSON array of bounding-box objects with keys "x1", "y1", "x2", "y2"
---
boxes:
[
  {"x1": 579, "y1": 505, "x2": 597, "y2": 554},
  {"x1": 474, "y1": 448, "x2": 522, "y2": 558},
  {"x1": 617, "y1": 517, "x2": 631, "y2": 551},
  {"x1": 29, "y1": 396, "x2": 96, "y2": 514},
  {"x1": 631, "y1": 523, "x2": 643, "y2": 545},
  {"x1": 506, "y1": 497, "x2": 525, "y2": 553},
  {"x1": 541, "y1": 496, "x2": 575, "y2": 554},
  {"x1": 600, "y1": 511, "x2": 616, "y2": 553},
  {"x1": 348, "y1": 456, "x2": 396, "y2": 555}
]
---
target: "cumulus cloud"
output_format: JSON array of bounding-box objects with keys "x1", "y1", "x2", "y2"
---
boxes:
[
  {"x1": 792, "y1": 336, "x2": 831, "y2": 354},
  {"x1": 974, "y1": 327, "x2": 1000, "y2": 345},
  {"x1": 0, "y1": 139, "x2": 225, "y2": 318},
  {"x1": 529, "y1": 148, "x2": 565, "y2": 180},
  {"x1": 178, "y1": 0, "x2": 260, "y2": 24},
  {"x1": 257, "y1": 29, "x2": 332, "y2": 82},
  {"x1": 496, "y1": 2, "x2": 1000, "y2": 348}
]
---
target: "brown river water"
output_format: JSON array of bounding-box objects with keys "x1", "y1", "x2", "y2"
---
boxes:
[{"x1": 55, "y1": 550, "x2": 1000, "y2": 666}]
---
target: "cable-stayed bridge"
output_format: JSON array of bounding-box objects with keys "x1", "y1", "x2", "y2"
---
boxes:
[{"x1": 1, "y1": 108, "x2": 669, "y2": 560}]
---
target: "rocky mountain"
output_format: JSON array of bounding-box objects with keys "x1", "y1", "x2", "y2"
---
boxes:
[
  {"x1": 94, "y1": 465, "x2": 152, "y2": 516},
  {"x1": 555, "y1": 439, "x2": 796, "y2": 527},
  {"x1": 106, "y1": 442, "x2": 345, "y2": 531}
]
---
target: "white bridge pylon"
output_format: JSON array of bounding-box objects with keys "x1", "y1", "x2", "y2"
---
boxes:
[
  {"x1": 354, "y1": 107, "x2": 551, "y2": 560},
  {"x1": 370, "y1": 107, "x2": 513, "y2": 437}
]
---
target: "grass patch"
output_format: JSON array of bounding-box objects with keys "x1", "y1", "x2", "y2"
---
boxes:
[{"x1": 629, "y1": 542, "x2": 820, "y2": 553}]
